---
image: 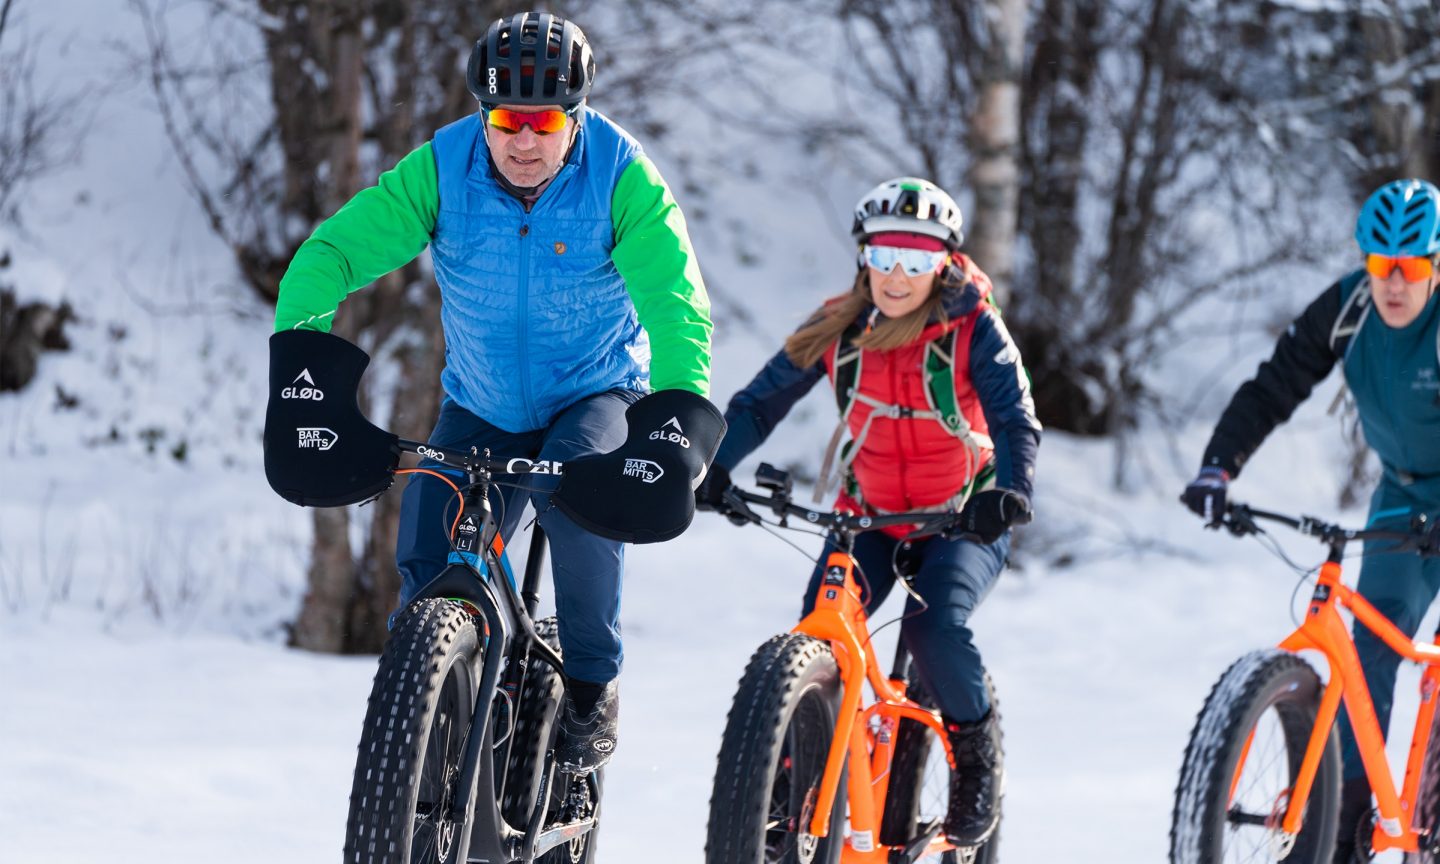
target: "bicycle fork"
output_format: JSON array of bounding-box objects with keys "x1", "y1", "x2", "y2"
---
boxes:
[
  {"x1": 798, "y1": 552, "x2": 955, "y2": 862},
  {"x1": 1267, "y1": 560, "x2": 1440, "y2": 853}
]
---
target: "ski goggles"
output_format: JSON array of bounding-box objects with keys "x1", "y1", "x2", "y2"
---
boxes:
[
  {"x1": 483, "y1": 106, "x2": 575, "y2": 136},
  {"x1": 1366, "y1": 253, "x2": 1436, "y2": 282},
  {"x1": 863, "y1": 244, "x2": 949, "y2": 276}
]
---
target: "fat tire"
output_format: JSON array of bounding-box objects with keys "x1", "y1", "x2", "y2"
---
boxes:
[
  {"x1": 707, "y1": 633, "x2": 846, "y2": 864},
  {"x1": 1404, "y1": 689, "x2": 1440, "y2": 864},
  {"x1": 1170, "y1": 649, "x2": 1340, "y2": 864},
  {"x1": 513, "y1": 617, "x2": 601, "y2": 864},
  {"x1": 880, "y1": 674, "x2": 1001, "y2": 863},
  {"x1": 345, "y1": 599, "x2": 482, "y2": 864},
  {"x1": 500, "y1": 617, "x2": 564, "y2": 827}
]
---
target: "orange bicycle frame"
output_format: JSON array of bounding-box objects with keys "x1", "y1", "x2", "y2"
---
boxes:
[
  {"x1": 1258, "y1": 559, "x2": 1440, "y2": 853},
  {"x1": 794, "y1": 549, "x2": 958, "y2": 861}
]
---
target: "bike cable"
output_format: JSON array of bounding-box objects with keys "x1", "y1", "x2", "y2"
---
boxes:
[
  {"x1": 1244, "y1": 524, "x2": 1321, "y2": 629},
  {"x1": 864, "y1": 546, "x2": 931, "y2": 647}
]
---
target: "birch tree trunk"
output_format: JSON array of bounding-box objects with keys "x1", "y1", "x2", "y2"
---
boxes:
[{"x1": 963, "y1": 0, "x2": 1027, "y2": 308}]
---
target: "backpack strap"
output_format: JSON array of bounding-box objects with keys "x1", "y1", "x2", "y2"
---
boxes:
[
  {"x1": 1329, "y1": 279, "x2": 1373, "y2": 361},
  {"x1": 815, "y1": 321, "x2": 866, "y2": 503},
  {"x1": 1326, "y1": 277, "x2": 1374, "y2": 416}
]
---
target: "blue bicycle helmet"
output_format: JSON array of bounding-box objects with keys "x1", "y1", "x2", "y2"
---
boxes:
[{"x1": 1355, "y1": 179, "x2": 1440, "y2": 257}]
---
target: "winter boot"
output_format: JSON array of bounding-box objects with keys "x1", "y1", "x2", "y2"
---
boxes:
[
  {"x1": 1333, "y1": 777, "x2": 1372, "y2": 864},
  {"x1": 944, "y1": 710, "x2": 1003, "y2": 846},
  {"x1": 555, "y1": 679, "x2": 619, "y2": 774}
]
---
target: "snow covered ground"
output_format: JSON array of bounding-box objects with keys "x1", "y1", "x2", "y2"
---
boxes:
[
  {"x1": 0, "y1": 3, "x2": 1425, "y2": 864},
  {"x1": 8, "y1": 418, "x2": 1430, "y2": 864}
]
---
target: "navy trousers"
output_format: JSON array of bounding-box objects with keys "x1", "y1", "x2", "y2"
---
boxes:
[
  {"x1": 802, "y1": 529, "x2": 1010, "y2": 723},
  {"x1": 1337, "y1": 477, "x2": 1440, "y2": 780},
  {"x1": 395, "y1": 390, "x2": 642, "y2": 684}
]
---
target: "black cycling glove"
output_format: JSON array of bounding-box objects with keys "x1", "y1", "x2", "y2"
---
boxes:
[
  {"x1": 1181, "y1": 466, "x2": 1229, "y2": 527},
  {"x1": 954, "y1": 489, "x2": 1032, "y2": 544},
  {"x1": 694, "y1": 463, "x2": 732, "y2": 511}
]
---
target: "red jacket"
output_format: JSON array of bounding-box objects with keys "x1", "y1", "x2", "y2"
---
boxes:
[
  {"x1": 715, "y1": 259, "x2": 1040, "y2": 540},
  {"x1": 822, "y1": 268, "x2": 996, "y2": 525}
]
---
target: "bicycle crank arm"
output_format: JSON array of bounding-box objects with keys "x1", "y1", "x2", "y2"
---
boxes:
[
  {"x1": 531, "y1": 817, "x2": 597, "y2": 857},
  {"x1": 890, "y1": 819, "x2": 944, "y2": 863},
  {"x1": 518, "y1": 758, "x2": 557, "y2": 860}
]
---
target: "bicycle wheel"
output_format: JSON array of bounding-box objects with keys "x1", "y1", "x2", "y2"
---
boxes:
[
  {"x1": 1404, "y1": 688, "x2": 1440, "y2": 864},
  {"x1": 707, "y1": 633, "x2": 847, "y2": 864},
  {"x1": 1170, "y1": 649, "x2": 1340, "y2": 864},
  {"x1": 879, "y1": 674, "x2": 1000, "y2": 864},
  {"x1": 346, "y1": 599, "x2": 482, "y2": 864},
  {"x1": 499, "y1": 617, "x2": 564, "y2": 827},
  {"x1": 498, "y1": 616, "x2": 602, "y2": 864}
]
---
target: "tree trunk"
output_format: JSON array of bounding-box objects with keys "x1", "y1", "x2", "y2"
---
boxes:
[
  {"x1": 963, "y1": 0, "x2": 1027, "y2": 308},
  {"x1": 285, "y1": 0, "x2": 367, "y2": 652},
  {"x1": 292, "y1": 505, "x2": 355, "y2": 652},
  {"x1": 1357, "y1": 1, "x2": 1421, "y2": 185},
  {"x1": 1011, "y1": 0, "x2": 1104, "y2": 433}
]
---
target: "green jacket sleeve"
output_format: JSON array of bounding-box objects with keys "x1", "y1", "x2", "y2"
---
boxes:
[
  {"x1": 273, "y1": 142, "x2": 440, "y2": 332},
  {"x1": 610, "y1": 155, "x2": 713, "y2": 396}
]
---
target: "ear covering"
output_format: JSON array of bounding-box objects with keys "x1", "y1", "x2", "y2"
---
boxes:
[
  {"x1": 553, "y1": 389, "x2": 726, "y2": 544},
  {"x1": 263, "y1": 329, "x2": 400, "y2": 507}
]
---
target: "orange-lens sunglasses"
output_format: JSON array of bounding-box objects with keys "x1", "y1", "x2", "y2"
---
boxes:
[
  {"x1": 484, "y1": 107, "x2": 571, "y2": 136},
  {"x1": 1366, "y1": 253, "x2": 1437, "y2": 282}
]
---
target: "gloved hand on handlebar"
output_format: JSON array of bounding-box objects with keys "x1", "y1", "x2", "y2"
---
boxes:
[
  {"x1": 694, "y1": 463, "x2": 732, "y2": 511},
  {"x1": 1182, "y1": 466, "x2": 1229, "y2": 527},
  {"x1": 693, "y1": 464, "x2": 757, "y2": 526},
  {"x1": 1419, "y1": 515, "x2": 1440, "y2": 558},
  {"x1": 952, "y1": 489, "x2": 1032, "y2": 544}
]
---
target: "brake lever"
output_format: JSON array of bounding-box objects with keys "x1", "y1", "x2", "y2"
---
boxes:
[
  {"x1": 719, "y1": 487, "x2": 762, "y2": 527},
  {"x1": 1224, "y1": 504, "x2": 1259, "y2": 537}
]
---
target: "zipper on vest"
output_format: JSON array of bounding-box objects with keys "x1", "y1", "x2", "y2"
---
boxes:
[
  {"x1": 890, "y1": 357, "x2": 912, "y2": 508},
  {"x1": 518, "y1": 220, "x2": 536, "y2": 427}
]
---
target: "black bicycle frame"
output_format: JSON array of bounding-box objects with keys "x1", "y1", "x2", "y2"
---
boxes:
[{"x1": 397, "y1": 440, "x2": 591, "y2": 863}]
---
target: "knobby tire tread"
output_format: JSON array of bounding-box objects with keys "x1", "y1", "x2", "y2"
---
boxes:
[
  {"x1": 880, "y1": 674, "x2": 1001, "y2": 863},
  {"x1": 707, "y1": 633, "x2": 842, "y2": 864},
  {"x1": 345, "y1": 599, "x2": 480, "y2": 864},
  {"x1": 1404, "y1": 693, "x2": 1440, "y2": 864},
  {"x1": 1170, "y1": 649, "x2": 1339, "y2": 864}
]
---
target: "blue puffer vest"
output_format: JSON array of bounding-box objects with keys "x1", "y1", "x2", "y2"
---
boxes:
[{"x1": 431, "y1": 108, "x2": 647, "y2": 432}]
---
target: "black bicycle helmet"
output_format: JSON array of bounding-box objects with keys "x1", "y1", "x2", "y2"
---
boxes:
[{"x1": 466, "y1": 12, "x2": 595, "y2": 108}]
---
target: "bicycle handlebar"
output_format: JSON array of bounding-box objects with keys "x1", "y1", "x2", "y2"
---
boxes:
[
  {"x1": 1221, "y1": 501, "x2": 1438, "y2": 555},
  {"x1": 716, "y1": 484, "x2": 964, "y2": 538},
  {"x1": 397, "y1": 438, "x2": 564, "y2": 477}
]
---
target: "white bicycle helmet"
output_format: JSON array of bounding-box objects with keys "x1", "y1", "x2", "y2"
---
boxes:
[{"x1": 852, "y1": 177, "x2": 964, "y2": 249}]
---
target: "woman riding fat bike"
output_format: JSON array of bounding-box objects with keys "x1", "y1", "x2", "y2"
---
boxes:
[{"x1": 697, "y1": 177, "x2": 1042, "y2": 847}]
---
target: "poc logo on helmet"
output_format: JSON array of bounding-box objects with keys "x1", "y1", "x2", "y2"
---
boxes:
[
  {"x1": 648, "y1": 416, "x2": 690, "y2": 448},
  {"x1": 281, "y1": 369, "x2": 325, "y2": 401},
  {"x1": 487, "y1": 66, "x2": 497, "y2": 95}
]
